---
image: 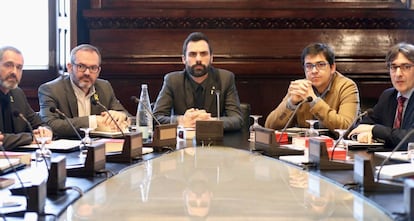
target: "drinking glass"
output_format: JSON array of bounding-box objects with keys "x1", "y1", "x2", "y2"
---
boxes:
[
  {"x1": 305, "y1": 120, "x2": 319, "y2": 137},
  {"x1": 249, "y1": 115, "x2": 263, "y2": 141},
  {"x1": 334, "y1": 129, "x2": 348, "y2": 148},
  {"x1": 35, "y1": 136, "x2": 52, "y2": 165},
  {"x1": 79, "y1": 127, "x2": 94, "y2": 158}
]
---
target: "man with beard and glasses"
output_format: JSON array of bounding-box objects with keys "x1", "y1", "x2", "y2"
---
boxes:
[
  {"x1": 265, "y1": 43, "x2": 360, "y2": 131},
  {"x1": 153, "y1": 32, "x2": 242, "y2": 131},
  {"x1": 0, "y1": 46, "x2": 52, "y2": 150},
  {"x1": 38, "y1": 44, "x2": 130, "y2": 138}
]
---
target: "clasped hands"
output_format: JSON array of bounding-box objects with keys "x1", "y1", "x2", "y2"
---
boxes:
[
  {"x1": 288, "y1": 79, "x2": 316, "y2": 104},
  {"x1": 178, "y1": 108, "x2": 212, "y2": 128},
  {"x1": 96, "y1": 110, "x2": 128, "y2": 132}
]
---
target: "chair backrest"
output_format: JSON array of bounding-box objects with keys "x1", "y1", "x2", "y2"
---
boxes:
[{"x1": 240, "y1": 103, "x2": 251, "y2": 132}]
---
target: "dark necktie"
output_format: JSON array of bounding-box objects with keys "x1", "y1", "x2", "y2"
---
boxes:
[
  {"x1": 195, "y1": 85, "x2": 204, "y2": 109},
  {"x1": 394, "y1": 96, "x2": 407, "y2": 128}
]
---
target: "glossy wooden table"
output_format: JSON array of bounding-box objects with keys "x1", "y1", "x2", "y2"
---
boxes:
[{"x1": 58, "y1": 147, "x2": 392, "y2": 220}]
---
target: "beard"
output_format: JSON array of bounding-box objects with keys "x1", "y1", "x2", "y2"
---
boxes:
[
  {"x1": 187, "y1": 62, "x2": 209, "y2": 78},
  {"x1": 0, "y1": 74, "x2": 19, "y2": 90}
]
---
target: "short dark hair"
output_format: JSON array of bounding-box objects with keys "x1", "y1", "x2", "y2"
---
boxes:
[
  {"x1": 385, "y1": 42, "x2": 414, "y2": 65},
  {"x1": 300, "y1": 43, "x2": 335, "y2": 66},
  {"x1": 70, "y1": 44, "x2": 102, "y2": 65},
  {"x1": 182, "y1": 32, "x2": 212, "y2": 56},
  {"x1": 0, "y1": 46, "x2": 22, "y2": 61}
]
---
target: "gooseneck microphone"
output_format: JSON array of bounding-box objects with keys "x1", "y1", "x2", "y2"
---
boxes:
[
  {"x1": 376, "y1": 128, "x2": 414, "y2": 181},
  {"x1": 278, "y1": 96, "x2": 313, "y2": 143},
  {"x1": 13, "y1": 111, "x2": 34, "y2": 133},
  {"x1": 214, "y1": 89, "x2": 221, "y2": 120},
  {"x1": 13, "y1": 110, "x2": 47, "y2": 162},
  {"x1": 330, "y1": 108, "x2": 374, "y2": 160},
  {"x1": 131, "y1": 96, "x2": 161, "y2": 125},
  {"x1": 49, "y1": 107, "x2": 86, "y2": 147},
  {"x1": 91, "y1": 95, "x2": 126, "y2": 137}
]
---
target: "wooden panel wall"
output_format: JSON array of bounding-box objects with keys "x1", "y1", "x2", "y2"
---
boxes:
[{"x1": 67, "y1": 0, "x2": 414, "y2": 124}]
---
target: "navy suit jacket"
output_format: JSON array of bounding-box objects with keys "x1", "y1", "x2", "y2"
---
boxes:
[
  {"x1": 360, "y1": 87, "x2": 414, "y2": 150},
  {"x1": 38, "y1": 75, "x2": 129, "y2": 138},
  {"x1": 1, "y1": 88, "x2": 44, "y2": 150},
  {"x1": 153, "y1": 68, "x2": 242, "y2": 131}
]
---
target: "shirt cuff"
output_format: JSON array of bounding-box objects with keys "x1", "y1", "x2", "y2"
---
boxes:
[
  {"x1": 286, "y1": 98, "x2": 297, "y2": 111},
  {"x1": 89, "y1": 115, "x2": 98, "y2": 129},
  {"x1": 309, "y1": 97, "x2": 321, "y2": 107}
]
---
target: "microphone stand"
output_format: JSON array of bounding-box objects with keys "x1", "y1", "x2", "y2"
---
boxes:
[
  {"x1": 50, "y1": 107, "x2": 108, "y2": 177},
  {"x1": 131, "y1": 96, "x2": 177, "y2": 151},
  {"x1": 91, "y1": 98, "x2": 142, "y2": 163},
  {"x1": 11, "y1": 111, "x2": 47, "y2": 214},
  {"x1": 254, "y1": 97, "x2": 313, "y2": 157},
  {"x1": 277, "y1": 96, "x2": 313, "y2": 144},
  {"x1": 352, "y1": 129, "x2": 414, "y2": 192}
]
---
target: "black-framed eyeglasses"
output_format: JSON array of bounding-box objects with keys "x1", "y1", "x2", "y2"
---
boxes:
[
  {"x1": 73, "y1": 63, "x2": 101, "y2": 74},
  {"x1": 389, "y1": 63, "x2": 414, "y2": 73},
  {"x1": 304, "y1": 62, "x2": 329, "y2": 72}
]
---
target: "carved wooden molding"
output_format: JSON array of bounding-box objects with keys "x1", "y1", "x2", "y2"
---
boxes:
[{"x1": 85, "y1": 17, "x2": 414, "y2": 29}]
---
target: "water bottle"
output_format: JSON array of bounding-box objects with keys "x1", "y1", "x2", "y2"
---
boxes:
[{"x1": 136, "y1": 84, "x2": 153, "y2": 140}]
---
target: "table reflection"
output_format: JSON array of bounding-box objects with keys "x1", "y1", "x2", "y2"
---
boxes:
[{"x1": 59, "y1": 147, "x2": 393, "y2": 221}]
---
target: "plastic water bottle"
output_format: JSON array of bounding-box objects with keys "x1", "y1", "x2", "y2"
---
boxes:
[{"x1": 136, "y1": 84, "x2": 153, "y2": 140}]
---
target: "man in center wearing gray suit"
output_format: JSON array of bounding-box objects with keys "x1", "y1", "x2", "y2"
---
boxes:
[
  {"x1": 38, "y1": 44, "x2": 130, "y2": 139},
  {"x1": 153, "y1": 32, "x2": 242, "y2": 131}
]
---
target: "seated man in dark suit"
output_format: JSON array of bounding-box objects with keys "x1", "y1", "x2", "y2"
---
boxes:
[
  {"x1": 0, "y1": 46, "x2": 52, "y2": 150},
  {"x1": 153, "y1": 32, "x2": 243, "y2": 131},
  {"x1": 38, "y1": 44, "x2": 130, "y2": 138},
  {"x1": 349, "y1": 42, "x2": 414, "y2": 150}
]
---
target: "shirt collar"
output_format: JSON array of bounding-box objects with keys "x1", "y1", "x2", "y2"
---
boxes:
[{"x1": 397, "y1": 88, "x2": 414, "y2": 101}]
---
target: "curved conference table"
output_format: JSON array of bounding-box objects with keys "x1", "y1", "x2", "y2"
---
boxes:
[{"x1": 58, "y1": 145, "x2": 392, "y2": 220}]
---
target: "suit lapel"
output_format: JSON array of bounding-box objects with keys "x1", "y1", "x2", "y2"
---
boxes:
[
  {"x1": 403, "y1": 95, "x2": 414, "y2": 129},
  {"x1": 63, "y1": 78, "x2": 79, "y2": 118}
]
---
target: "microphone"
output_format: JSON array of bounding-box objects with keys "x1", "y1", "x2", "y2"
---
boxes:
[
  {"x1": 11, "y1": 111, "x2": 47, "y2": 214},
  {"x1": 214, "y1": 89, "x2": 220, "y2": 120},
  {"x1": 91, "y1": 95, "x2": 126, "y2": 137},
  {"x1": 12, "y1": 111, "x2": 44, "y2": 159},
  {"x1": 49, "y1": 107, "x2": 85, "y2": 145},
  {"x1": 13, "y1": 111, "x2": 34, "y2": 133},
  {"x1": 131, "y1": 96, "x2": 178, "y2": 151},
  {"x1": 376, "y1": 129, "x2": 414, "y2": 181},
  {"x1": 330, "y1": 108, "x2": 373, "y2": 160},
  {"x1": 278, "y1": 96, "x2": 313, "y2": 143},
  {"x1": 130, "y1": 96, "x2": 161, "y2": 125}
]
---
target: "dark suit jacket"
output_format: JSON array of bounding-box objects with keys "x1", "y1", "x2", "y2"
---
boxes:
[
  {"x1": 38, "y1": 75, "x2": 129, "y2": 138},
  {"x1": 153, "y1": 68, "x2": 242, "y2": 131},
  {"x1": 1, "y1": 88, "x2": 44, "y2": 150},
  {"x1": 360, "y1": 87, "x2": 414, "y2": 150}
]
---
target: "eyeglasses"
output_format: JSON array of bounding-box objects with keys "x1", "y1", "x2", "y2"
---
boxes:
[
  {"x1": 389, "y1": 63, "x2": 414, "y2": 73},
  {"x1": 73, "y1": 63, "x2": 101, "y2": 74},
  {"x1": 304, "y1": 62, "x2": 329, "y2": 72}
]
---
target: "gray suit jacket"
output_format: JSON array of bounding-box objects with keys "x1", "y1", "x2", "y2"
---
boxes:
[
  {"x1": 153, "y1": 68, "x2": 242, "y2": 131},
  {"x1": 38, "y1": 75, "x2": 129, "y2": 138},
  {"x1": 1, "y1": 88, "x2": 45, "y2": 150}
]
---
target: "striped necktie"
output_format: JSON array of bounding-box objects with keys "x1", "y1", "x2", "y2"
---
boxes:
[{"x1": 394, "y1": 96, "x2": 407, "y2": 128}]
